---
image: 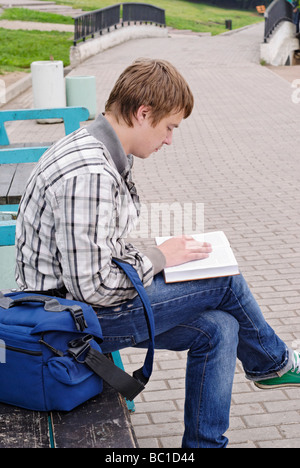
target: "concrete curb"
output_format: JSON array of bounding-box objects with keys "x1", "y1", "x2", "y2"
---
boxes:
[
  {"x1": 219, "y1": 22, "x2": 265, "y2": 36},
  {"x1": 0, "y1": 73, "x2": 32, "y2": 108}
]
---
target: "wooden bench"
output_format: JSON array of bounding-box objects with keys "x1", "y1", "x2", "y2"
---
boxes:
[
  {"x1": 0, "y1": 378, "x2": 137, "y2": 448},
  {"x1": 0, "y1": 107, "x2": 90, "y2": 204}
]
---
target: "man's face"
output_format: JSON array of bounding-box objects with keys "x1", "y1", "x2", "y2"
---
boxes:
[{"x1": 132, "y1": 108, "x2": 185, "y2": 159}]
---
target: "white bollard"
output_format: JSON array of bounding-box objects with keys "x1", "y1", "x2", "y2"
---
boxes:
[
  {"x1": 66, "y1": 75, "x2": 97, "y2": 120},
  {"x1": 31, "y1": 60, "x2": 66, "y2": 123}
]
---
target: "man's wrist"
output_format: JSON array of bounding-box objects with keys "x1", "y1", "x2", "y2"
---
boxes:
[{"x1": 142, "y1": 246, "x2": 166, "y2": 275}]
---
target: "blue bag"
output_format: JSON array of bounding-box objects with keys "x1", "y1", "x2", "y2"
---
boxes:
[{"x1": 0, "y1": 259, "x2": 155, "y2": 412}]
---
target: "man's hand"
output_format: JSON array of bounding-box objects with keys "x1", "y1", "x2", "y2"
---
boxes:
[{"x1": 157, "y1": 235, "x2": 212, "y2": 268}]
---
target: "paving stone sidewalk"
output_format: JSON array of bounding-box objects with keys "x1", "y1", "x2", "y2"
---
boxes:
[
  {"x1": 0, "y1": 19, "x2": 73, "y2": 30},
  {"x1": 0, "y1": 0, "x2": 83, "y2": 16},
  {"x1": 2, "y1": 21, "x2": 300, "y2": 448},
  {"x1": 0, "y1": 0, "x2": 82, "y2": 31}
]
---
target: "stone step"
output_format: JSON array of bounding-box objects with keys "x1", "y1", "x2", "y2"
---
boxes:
[{"x1": 0, "y1": 0, "x2": 84, "y2": 17}]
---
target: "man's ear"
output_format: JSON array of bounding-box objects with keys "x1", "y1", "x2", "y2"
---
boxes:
[{"x1": 135, "y1": 105, "x2": 152, "y2": 125}]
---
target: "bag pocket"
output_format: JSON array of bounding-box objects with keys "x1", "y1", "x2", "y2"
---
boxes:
[
  {"x1": 0, "y1": 339, "x2": 46, "y2": 411},
  {"x1": 47, "y1": 355, "x2": 94, "y2": 385},
  {"x1": 44, "y1": 347, "x2": 103, "y2": 411}
]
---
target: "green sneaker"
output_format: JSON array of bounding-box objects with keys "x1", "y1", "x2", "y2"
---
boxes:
[{"x1": 254, "y1": 351, "x2": 300, "y2": 389}]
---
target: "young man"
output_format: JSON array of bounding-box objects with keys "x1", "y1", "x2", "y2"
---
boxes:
[{"x1": 15, "y1": 59, "x2": 300, "y2": 448}]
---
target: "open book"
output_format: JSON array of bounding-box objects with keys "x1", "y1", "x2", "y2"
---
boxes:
[{"x1": 155, "y1": 231, "x2": 239, "y2": 283}]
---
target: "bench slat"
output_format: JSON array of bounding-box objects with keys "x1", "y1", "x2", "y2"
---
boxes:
[
  {"x1": 0, "y1": 107, "x2": 90, "y2": 146},
  {"x1": 0, "y1": 147, "x2": 48, "y2": 164},
  {"x1": 51, "y1": 382, "x2": 138, "y2": 448},
  {"x1": 0, "y1": 404, "x2": 50, "y2": 448},
  {"x1": 0, "y1": 382, "x2": 137, "y2": 448}
]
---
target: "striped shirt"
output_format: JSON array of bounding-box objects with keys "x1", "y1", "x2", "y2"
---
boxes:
[{"x1": 15, "y1": 114, "x2": 164, "y2": 306}]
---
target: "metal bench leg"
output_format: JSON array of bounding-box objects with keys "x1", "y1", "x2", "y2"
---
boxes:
[{"x1": 111, "y1": 350, "x2": 135, "y2": 412}]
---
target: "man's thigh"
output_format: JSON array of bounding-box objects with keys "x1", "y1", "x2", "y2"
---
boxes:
[{"x1": 96, "y1": 273, "x2": 233, "y2": 353}]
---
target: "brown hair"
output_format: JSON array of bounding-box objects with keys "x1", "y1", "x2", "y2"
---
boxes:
[{"x1": 105, "y1": 58, "x2": 194, "y2": 127}]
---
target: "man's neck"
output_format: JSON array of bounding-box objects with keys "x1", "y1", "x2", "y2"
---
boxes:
[
  {"x1": 104, "y1": 113, "x2": 133, "y2": 156},
  {"x1": 86, "y1": 113, "x2": 129, "y2": 175}
]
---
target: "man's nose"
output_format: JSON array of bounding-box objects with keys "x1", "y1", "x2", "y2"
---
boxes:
[{"x1": 163, "y1": 133, "x2": 173, "y2": 146}]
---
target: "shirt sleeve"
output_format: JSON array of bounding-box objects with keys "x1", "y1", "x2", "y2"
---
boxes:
[{"x1": 53, "y1": 171, "x2": 154, "y2": 306}]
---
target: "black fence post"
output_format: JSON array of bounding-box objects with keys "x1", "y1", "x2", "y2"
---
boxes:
[{"x1": 225, "y1": 19, "x2": 232, "y2": 30}]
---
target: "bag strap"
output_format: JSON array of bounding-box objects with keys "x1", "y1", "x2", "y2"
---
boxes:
[
  {"x1": 70, "y1": 258, "x2": 156, "y2": 401},
  {"x1": 112, "y1": 258, "x2": 155, "y2": 382}
]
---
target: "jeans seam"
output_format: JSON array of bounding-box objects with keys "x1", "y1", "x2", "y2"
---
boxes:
[
  {"x1": 223, "y1": 285, "x2": 281, "y2": 371},
  {"x1": 97, "y1": 287, "x2": 234, "y2": 317},
  {"x1": 179, "y1": 324, "x2": 212, "y2": 448},
  {"x1": 197, "y1": 352, "x2": 209, "y2": 448},
  {"x1": 150, "y1": 287, "x2": 230, "y2": 309}
]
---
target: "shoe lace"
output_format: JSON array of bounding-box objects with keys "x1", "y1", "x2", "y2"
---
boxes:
[{"x1": 292, "y1": 352, "x2": 300, "y2": 374}]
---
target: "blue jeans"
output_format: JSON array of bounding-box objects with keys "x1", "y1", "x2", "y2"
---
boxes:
[{"x1": 95, "y1": 272, "x2": 292, "y2": 448}]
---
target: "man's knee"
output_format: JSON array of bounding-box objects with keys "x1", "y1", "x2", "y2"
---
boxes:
[{"x1": 189, "y1": 310, "x2": 239, "y2": 352}]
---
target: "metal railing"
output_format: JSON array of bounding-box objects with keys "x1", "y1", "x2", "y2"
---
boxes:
[
  {"x1": 122, "y1": 3, "x2": 165, "y2": 26},
  {"x1": 74, "y1": 3, "x2": 166, "y2": 46},
  {"x1": 264, "y1": 0, "x2": 293, "y2": 42},
  {"x1": 74, "y1": 4, "x2": 121, "y2": 45}
]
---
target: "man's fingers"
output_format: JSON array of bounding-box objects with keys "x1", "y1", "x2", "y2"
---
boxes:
[
  {"x1": 186, "y1": 241, "x2": 212, "y2": 252},
  {"x1": 186, "y1": 250, "x2": 210, "y2": 261}
]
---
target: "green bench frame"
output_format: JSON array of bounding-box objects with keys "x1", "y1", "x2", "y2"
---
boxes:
[{"x1": 0, "y1": 107, "x2": 90, "y2": 164}]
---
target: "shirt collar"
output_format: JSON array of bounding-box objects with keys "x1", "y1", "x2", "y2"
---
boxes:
[
  {"x1": 86, "y1": 113, "x2": 130, "y2": 176},
  {"x1": 86, "y1": 114, "x2": 140, "y2": 216}
]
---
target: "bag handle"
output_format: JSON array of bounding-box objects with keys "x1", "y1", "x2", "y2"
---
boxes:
[{"x1": 0, "y1": 295, "x2": 88, "y2": 331}]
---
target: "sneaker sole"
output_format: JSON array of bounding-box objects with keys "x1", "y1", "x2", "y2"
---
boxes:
[{"x1": 254, "y1": 381, "x2": 300, "y2": 389}]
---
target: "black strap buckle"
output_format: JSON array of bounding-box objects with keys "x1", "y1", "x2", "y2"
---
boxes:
[
  {"x1": 69, "y1": 305, "x2": 88, "y2": 332},
  {"x1": 68, "y1": 334, "x2": 93, "y2": 363}
]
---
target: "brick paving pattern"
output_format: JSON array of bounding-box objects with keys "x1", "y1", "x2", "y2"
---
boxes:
[{"x1": 3, "y1": 21, "x2": 300, "y2": 448}]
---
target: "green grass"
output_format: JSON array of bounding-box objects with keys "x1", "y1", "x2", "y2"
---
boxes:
[
  {"x1": 0, "y1": 7, "x2": 73, "y2": 24},
  {"x1": 53, "y1": 0, "x2": 264, "y2": 35},
  {"x1": 0, "y1": 1, "x2": 264, "y2": 74},
  {"x1": 0, "y1": 28, "x2": 73, "y2": 74}
]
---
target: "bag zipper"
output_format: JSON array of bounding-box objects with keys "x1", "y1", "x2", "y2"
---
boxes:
[
  {"x1": 39, "y1": 337, "x2": 64, "y2": 357},
  {"x1": 4, "y1": 344, "x2": 42, "y2": 356},
  {"x1": 0, "y1": 337, "x2": 63, "y2": 358}
]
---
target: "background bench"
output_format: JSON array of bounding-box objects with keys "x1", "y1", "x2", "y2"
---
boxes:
[
  {"x1": 0, "y1": 107, "x2": 90, "y2": 204},
  {"x1": 0, "y1": 107, "x2": 90, "y2": 163}
]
